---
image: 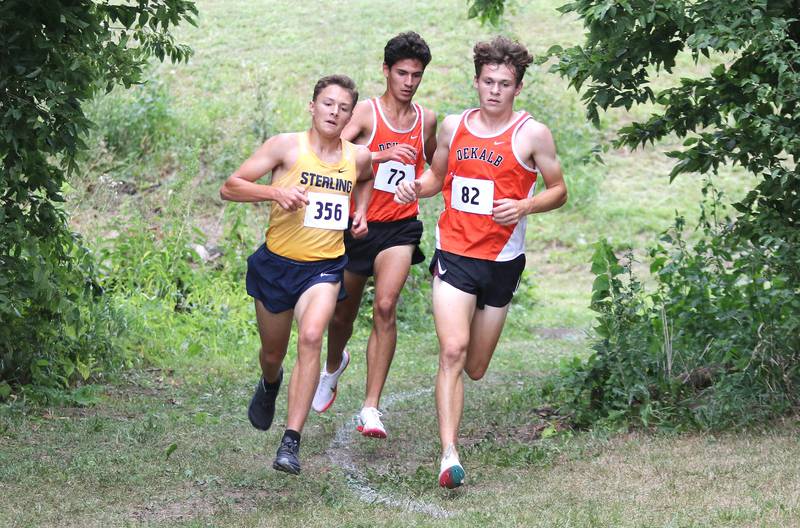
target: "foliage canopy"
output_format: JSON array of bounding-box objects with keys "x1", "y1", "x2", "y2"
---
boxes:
[
  {"x1": 537, "y1": 0, "x2": 800, "y2": 427},
  {"x1": 0, "y1": 0, "x2": 196, "y2": 387}
]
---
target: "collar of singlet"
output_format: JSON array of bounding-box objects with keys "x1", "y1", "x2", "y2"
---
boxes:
[
  {"x1": 373, "y1": 97, "x2": 420, "y2": 134},
  {"x1": 462, "y1": 108, "x2": 528, "y2": 139},
  {"x1": 301, "y1": 131, "x2": 349, "y2": 169}
]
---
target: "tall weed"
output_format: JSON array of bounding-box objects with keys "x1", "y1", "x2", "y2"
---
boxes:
[{"x1": 87, "y1": 80, "x2": 176, "y2": 160}]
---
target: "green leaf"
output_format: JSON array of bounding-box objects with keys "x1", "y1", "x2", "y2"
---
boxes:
[
  {"x1": 76, "y1": 358, "x2": 91, "y2": 381},
  {"x1": 165, "y1": 443, "x2": 178, "y2": 460}
]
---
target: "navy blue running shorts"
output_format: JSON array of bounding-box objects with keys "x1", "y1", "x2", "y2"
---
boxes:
[
  {"x1": 246, "y1": 244, "x2": 348, "y2": 314},
  {"x1": 343, "y1": 217, "x2": 425, "y2": 277},
  {"x1": 429, "y1": 249, "x2": 526, "y2": 309}
]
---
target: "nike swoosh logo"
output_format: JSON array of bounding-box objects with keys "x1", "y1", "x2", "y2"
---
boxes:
[
  {"x1": 338, "y1": 168, "x2": 347, "y2": 173},
  {"x1": 437, "y1": 260, "x2": 447, "y2": 276},
  {"x1": 320, "y1": 273, "x2": 334, "y2": 278},
  {"x1": 494, "y1": 141, "x2": 505, "y2": 145},
  {"x1": 410, "y1": 135, "x2": 418, "y2": 139}
]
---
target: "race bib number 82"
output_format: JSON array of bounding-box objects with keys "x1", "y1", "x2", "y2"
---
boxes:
[
  {"x1": 303, "y1": 192, "x2": 349, "y2": 230},
  {"x1": 451, "y1": 175, "x2": 494, "y2": 215}
]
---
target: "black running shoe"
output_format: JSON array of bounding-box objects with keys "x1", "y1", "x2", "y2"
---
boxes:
[
  {"x1": 247, "y1": 368, "x2": 282, "y2": 431},
  {"x1": 272, "y1": 436, "x2": 301, "y2": 475}
]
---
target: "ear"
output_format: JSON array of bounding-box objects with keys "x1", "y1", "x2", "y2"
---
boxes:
[
  {"x1": 514, "y1": 81, "x2": 523, "y2": 97},
  {"x1": 473, "y1": 76, "x2": 479, "y2": 90},
  {"x1": 382, "y1": 63, "x2": 390, "y2": 78},
  {"x1": 308, "y1": 100, "x2": 314, "y2": 114}
]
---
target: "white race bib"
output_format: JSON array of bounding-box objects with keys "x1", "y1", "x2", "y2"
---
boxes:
[
  {"x1": 374, "y1": 160, "x2": 414, "y2": 194},
  {"x1": 451, "y1": 175, "x2": 494, "y2": 215},
  {"x1": 303, "y1": 192, "x2": 349, "y2": 230}
]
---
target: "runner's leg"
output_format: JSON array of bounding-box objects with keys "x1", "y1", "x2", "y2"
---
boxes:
[
  {"x1": 255, "y1": 300, "x2": 294, "y2": 383},
  {"x1": 463, "y1": 303, "x2": 510, "y2": 381},
  {"x1": 326, "y1": 270, "x2": 368, "y2": 372},
  {"x1": 286, "y1": 282, "x2": 341, "y2": 432},
  {"x1": 432, "y1": 277, "x2": 476, "y2": 450},
  {"x1": 363, "y1": 244, "x2": 414, "y2": 408}
]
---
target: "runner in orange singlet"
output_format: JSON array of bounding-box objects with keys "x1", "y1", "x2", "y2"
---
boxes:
[
  {"x1": 396, "y1": 37, "x2": 568, "y2": 488},
  {"x1": 313, "y1": 33, "x2": 437, "y2": 440}
]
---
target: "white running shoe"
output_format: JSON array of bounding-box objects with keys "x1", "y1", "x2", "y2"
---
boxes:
[
  {"x1": 356, "y1": 406, "x2": 387, "y2": 438},
  {"x1": 438, "y1": 445, "x2": 465, "y2": 489},
  {"x1": 312, "y1": 349, "x2": 350, "y2": 413}
]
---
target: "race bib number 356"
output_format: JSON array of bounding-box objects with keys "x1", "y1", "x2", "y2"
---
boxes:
[
  {"x1": 451, "y1": 175, "x2": 494, "y2": 215},
  {"x1": 374, "y1": 160, "x2": 414, "y2": 194},
  {"x1": 303, "y1": 192, "x2": 349, "y2": 230}
]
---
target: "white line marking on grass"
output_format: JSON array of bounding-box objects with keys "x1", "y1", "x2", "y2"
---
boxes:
[{"x1": 326, "y1": 388, "x2": 454, "y2": 519}]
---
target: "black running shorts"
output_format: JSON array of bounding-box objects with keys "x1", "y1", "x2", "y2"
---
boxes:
[
  {"x1": 429, "y1": 249, "x2": 526, "y2": 309},
  {"x1": 344, "y1": 217, "x2": 425, "y2": 277},
  {"x1": 246, "y1": 244, "x2": 348, "y2": 313}
]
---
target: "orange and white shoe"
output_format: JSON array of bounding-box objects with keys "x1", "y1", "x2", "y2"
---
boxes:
[
  {"x1": 356, "y1": 406, "x2": 387, "y2": 438},
  {"x1": 438, "y1": 445, "x2": 465, "y2": 489}
]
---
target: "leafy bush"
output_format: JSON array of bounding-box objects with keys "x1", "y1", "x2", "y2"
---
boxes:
[
  {"x1": 547, "y1": 186, "x2": 799, "y2": 429},
  {"x1": 0, "y1": 230, "x2": 122, "y2": 391},
  {"x1": 0, "y1": 1, "x2": 196, "y2": 392}
]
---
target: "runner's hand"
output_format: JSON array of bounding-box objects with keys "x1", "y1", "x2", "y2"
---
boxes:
[
  {"x1": 276, "y1": 186, "x2": 308, "y2": 211},
  {"x1": 492, "y1": 198, "x2": 528, "y2": 225},
  {"x1": 375, "y1": 143, "x2": 417, "y2": 165},
  {"x1": 394, "y1": 179, "x2": 420, "y2": 204},
  {"x1": 350, "y1": 211, "x2": 368, "y2": 239}
]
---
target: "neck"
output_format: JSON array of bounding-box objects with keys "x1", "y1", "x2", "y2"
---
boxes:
[
  {"x1": 474, "y1": 105, "x2": 516, "y2": 133},
  {"x1": 307, "y1": 128, "x2": 342, "y2": 161},
  {"x1": 379, "y1": 92, "x2": 415, "y2": 117}
]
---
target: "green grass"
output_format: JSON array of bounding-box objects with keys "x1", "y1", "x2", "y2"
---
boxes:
[{"x1": 3, "y1": 0, "x2": 795, "y2": 526}]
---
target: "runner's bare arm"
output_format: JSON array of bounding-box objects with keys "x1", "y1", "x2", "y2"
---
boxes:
[
  {"x1": 395, "y1": 114, "x2": 457, "y2": 203},
  {"x1": 350, "y1": 145, "x2": 374, "y2": 239},
  {"x1": 423, "y1": 108, "x2": 438, "y2": 165},
  {"x1": 220, "y1": 134, "x2": 309, "y2": 211},
  {"x1": 492, "y1": 121, "x2": 567, "y2": 225}
]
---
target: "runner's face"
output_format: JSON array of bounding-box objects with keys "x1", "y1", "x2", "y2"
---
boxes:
[
  {"x1": 474, "y1": 63, "x2": 522, "y2": 112},
  {"x1": 383, "y1": 58, "x2": 425, "y2": 103},
  {"x1": 310, "y1": 84, "x2": 355, "y2": 136}
]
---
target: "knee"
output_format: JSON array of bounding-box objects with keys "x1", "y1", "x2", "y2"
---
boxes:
[
  {"x1": 465, "y1": 364, "x2": 487, "y2": 381},
  {"x1": 298, "y1": 327, "x2": 324, "y2": 351},
  {"x1": 260, "y1": 346, "x2": 284, "y2": 363},
  {"x1": 330, "y1": 310, "x2": 354, "y2": 335},
  {"x1": 372, "y1": 296, "x2": 397, "y2": 327},
  {"x1": 439, "y1": 342, "x2": 467, "y2": 370}
]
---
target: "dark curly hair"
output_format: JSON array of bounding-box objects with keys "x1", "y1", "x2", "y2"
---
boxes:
[
  {"x1": 312, "y1": 74, "x2": 359, "y2": 106},
  {"x1": 384, "y1": 31, "x2": 432, "y2": 69},
  {"x1": 473, "y1": 36, "x2": 533, "y2": 86}
]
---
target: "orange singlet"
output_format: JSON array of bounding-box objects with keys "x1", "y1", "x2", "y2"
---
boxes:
[
  {"x1": 436, "y1": 109, "x2": 538, "y2": 261},
  {"x1": 362, "y1": 97, "x2": 426, "y2": 222}
]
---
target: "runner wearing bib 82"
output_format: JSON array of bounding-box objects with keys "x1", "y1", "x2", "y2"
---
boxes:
[{"x1": 394, "y1": 37, "x2": 568, "y2": 489}]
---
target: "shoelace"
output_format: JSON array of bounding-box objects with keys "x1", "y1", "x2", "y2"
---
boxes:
[
  {"x1": 280, "y1": 437, "x2": 299, "y2": 452},
  {"x1": 362, "y1": 407, "x2": 383, "y2": 421}
]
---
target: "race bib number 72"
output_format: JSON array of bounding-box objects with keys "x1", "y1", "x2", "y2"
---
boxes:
[
  {"x1": 451, "y1": 175, "x2": 494, "y2": 215},
  {"x1": 374, "y1": 160, "x2": 414, "y2": 193},
  {"x1": 303, "y1": 192, "x2": 349, "y2": 230}
]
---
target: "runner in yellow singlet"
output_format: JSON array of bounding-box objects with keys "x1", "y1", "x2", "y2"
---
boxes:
[{"x1": 220, "y1": 75, "x2": 373, "y2": 475}]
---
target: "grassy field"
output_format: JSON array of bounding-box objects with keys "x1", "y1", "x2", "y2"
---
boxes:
[{"x1": 2, "y1": 0, "x2": 798, "y2": 526}]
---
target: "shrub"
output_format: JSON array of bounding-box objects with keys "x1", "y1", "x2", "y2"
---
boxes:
[{"x1": 547, "y1": 185, "x2": 800, "y2": 429}]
